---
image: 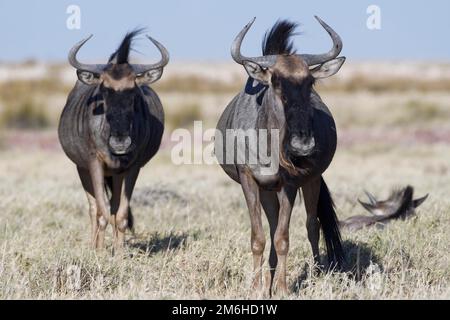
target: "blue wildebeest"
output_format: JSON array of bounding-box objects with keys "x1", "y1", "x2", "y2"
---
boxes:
[
  {"x1": 215, "y1": 17, "x2": 346, "y2": 296},
  {"x1": 58, "y1": 30, "x2": 169, "y2": 250},
  {"x1": 340, "y1": 186, "x2": 428, "y2": 231}
]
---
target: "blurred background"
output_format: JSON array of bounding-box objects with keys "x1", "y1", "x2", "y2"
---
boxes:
[{"x1": 0, "y1": 0, "x2": 449, "y2": 146}]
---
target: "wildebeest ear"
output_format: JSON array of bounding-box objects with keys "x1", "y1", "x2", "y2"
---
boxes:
[
  {"x1": 243, "y1": 61, "x2": 271, "y2": 85},
  {"x1": 413, "y1": 194, "x2": 428, "y2": 208},
  {"x1": 77, "y1": 70, "x2": 101, "y2": 85},
  {"x1": 136, "y1": 68, "x2": 163, "y2": 85},
  {"x1": 310, "y1": 57, "x2": 346, "y2": 79}
]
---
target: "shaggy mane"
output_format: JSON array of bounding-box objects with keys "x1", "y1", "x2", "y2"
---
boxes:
[
  {"x1": 108, "y1": 28, "x2": 145, "y2": 64},
  {"x1": 262, "y1": 20, "x2": 299, "y2": 56}
]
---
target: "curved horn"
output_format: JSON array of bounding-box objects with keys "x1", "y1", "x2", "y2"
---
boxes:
[
  {"x1": 132, "y1": 35, "x2": 170, "y2": 75},
  {"x1": 298, "y1": 16, "x2": 343, "y2": 66},
  {"x1": 230, "y1": 17, "x2": 277, "y2": 69},
  {"x1": 358, "y1": 199, "x2": 379, "y2": 215},
  {"x1": 231, "y1": 17, "x2": 255, "y2": 65},
  {"x1": 68, "y1": 35, "x2": 107, "y2": 74},
  {"x1": 364, "y1": 190, "x2": 378, "y2": 205},
  {"x1": 413, "y1": 194, "x2": 428, "y2": 208}
]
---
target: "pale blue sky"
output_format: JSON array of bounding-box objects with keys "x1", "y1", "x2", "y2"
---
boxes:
[{"x1": 0, "y1": 0, "x2": 449, "y2": 62}]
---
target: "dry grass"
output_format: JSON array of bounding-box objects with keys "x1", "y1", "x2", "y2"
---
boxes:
[
  {"x1": 0, "y1": 61, "x2": 449, "y2": 299},
  {"x1": 317, "y1": 76, "x2": 450, "y2": 93},
  {"x1": 1, "y1": 100, "x2": 51, "y2": 129},
  {"x1": 153, "y1": 75, "x2": 242, "y2": 94},
  {"x1": 0, "y1": 142, "x2": 448, "y2": 299},
  {"x1": 0, "y1": 79, "x2": 69, "y2": 129},
  {"x1": 165, "y1": 103, "x2": 203, "y2": 131}
]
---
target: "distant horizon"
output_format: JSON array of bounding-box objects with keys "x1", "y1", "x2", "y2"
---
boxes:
[{"x1": 1, "y1": 1, "x2": 449, "y2": 62}]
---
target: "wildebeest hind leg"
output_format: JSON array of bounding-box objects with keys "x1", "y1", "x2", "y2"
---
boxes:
[{"x1": 260, "y1": 189, "x2": 280, "y2": 298}]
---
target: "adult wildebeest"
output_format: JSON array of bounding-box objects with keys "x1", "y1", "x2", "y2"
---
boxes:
[
  {"x1": 215, "y1": 17, "x2": 346, "y2": 296},
  {"x1": 340, "y1": 186, "x2": 428, "y2": 231},
  {"x1": 58, "y1": 30, "x2": 168, "y2": 250}
]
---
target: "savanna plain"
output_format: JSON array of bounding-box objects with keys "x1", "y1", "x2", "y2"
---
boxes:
[{"x1": 0, "y1": 61, "x2": 449, "y2": 299}]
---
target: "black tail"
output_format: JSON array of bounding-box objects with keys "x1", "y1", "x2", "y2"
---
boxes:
[
  {"x1": 104, "y1": 177, "x2": 134, "y2": 234},
  {"x1": 104, "y1": 176, "x2": 113, "y2": 201},
  {"x1": 317, "y1": 177, "x2": 345, "y2": 269}
]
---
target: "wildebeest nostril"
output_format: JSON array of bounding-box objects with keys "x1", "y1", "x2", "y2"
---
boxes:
[
  {"x1": 290, "y1": 136, "x2": 303, "y2": 149},
  {"x1": 109, "y1": 136, "x2": 132, "y2": 154},
  {"x1": 290, "y1": 135, "x2": 315, "y2": 156}
]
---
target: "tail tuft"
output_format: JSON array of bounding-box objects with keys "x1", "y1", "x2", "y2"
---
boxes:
[
  {"x1": 104, "y1": 176, "x2": 113, "y2": 201},
  {"x1": 128, "y1": 206, "x2": 135, "y2": 235},
  {"x1": 317, "y1": 177, "x2": 345, "y2": 269}
]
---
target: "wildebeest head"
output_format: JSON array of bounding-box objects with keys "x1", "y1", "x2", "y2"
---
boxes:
[
  {"x1": 231, "y1": 17, "x2": 345, "y2": 158},
  {"x1": 340, "y1": 186, "x2": 429, "y2": 231},
  {"x1": 68, "y1": 29, "x2": 169, "y2": 156},
  {"x1": 358, "y1": 186, "x2": 428, "y2": 220}
]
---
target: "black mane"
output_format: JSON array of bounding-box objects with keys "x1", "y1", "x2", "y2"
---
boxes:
[
  {"x1": 262, "y1": 20, "x2": 298, "y2": 56},
  {"x1": 108, "y1": 28, "x2": 145, "y2": 64}
]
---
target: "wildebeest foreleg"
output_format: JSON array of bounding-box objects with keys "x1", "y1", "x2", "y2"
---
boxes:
[
  {"x1": 302, "y1": 178, "x2": 322, "y2": 268},
  {"x1": 239, "y1": 169, "x2": 265, "y2": 296},
  {"x1": 88, "y1": 160, "x2": 109, "y2": 249},
  {"x1": 260, "y1": 189, "x2": 279, "y2": 297},
  {"x1": 110, "y1": 174, "x2": 124, "y2": 250},
  {"x1": 77, "y1": 166, "x2": 99, "y2": 249},
  {"x1": 111, "y1": 168, "x2": 140, "y2": 251},
  {"x1": 273, "y1": 184, "x2": 296, "y2": 296}
]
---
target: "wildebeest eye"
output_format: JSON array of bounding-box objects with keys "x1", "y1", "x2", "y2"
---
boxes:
[{"x1": 93, "y1": 103, "x2": 105, "y2": 115}]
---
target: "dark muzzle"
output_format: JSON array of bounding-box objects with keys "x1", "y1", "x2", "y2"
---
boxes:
[
  {"x1": 289, "y1": 134, "x2": 315, "y2": 157},
  {"x1": 109, "y1": 135, "x2": 132, "y2": 155}
]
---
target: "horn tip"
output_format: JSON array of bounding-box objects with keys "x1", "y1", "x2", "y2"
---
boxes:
[
  {"x1": 246, "y1": 17, "x2": 256, "y2": 27},
  {"x1": 314, "y1": 15, "x2": 329, "y2": 27}
]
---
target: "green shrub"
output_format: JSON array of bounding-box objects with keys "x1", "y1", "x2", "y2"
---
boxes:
[
  {"x1": 1, "y1": 100, "x2": 50, "y2": 129},
  {"x1": 167, "y1": 103, "x2": 202, "y2": 130}
]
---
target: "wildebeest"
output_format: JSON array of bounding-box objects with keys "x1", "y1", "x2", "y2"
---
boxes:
[
  {"x1": 58, "y1": 30, "x2": 168, "y2": 250},
  {"x1": 215, "y1": 17, "x2": 346, "y2": 296},
  {"x1": 340, "y1": 186, "x2": 428, "y2": 231}
]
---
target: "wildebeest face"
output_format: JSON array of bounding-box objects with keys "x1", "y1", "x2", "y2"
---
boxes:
[
  {"x1": 271, "y1": 56, "x2": 316, "y2": 157},
  {"x1": 100, "y1": 70, "x2": 136, "y2": 155},
  {"x1": 79, "y1": 64, "x2": 163, "y2": 156},
  {"x1": 101, "y1": 65, "x2": 137, "y2": 155},
  {"x1": 244, "y1": 55, "x2": 345, "y2": 157},
  {"x1": 68, "y1": 31, "x2": 169, "y2": 157}
]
